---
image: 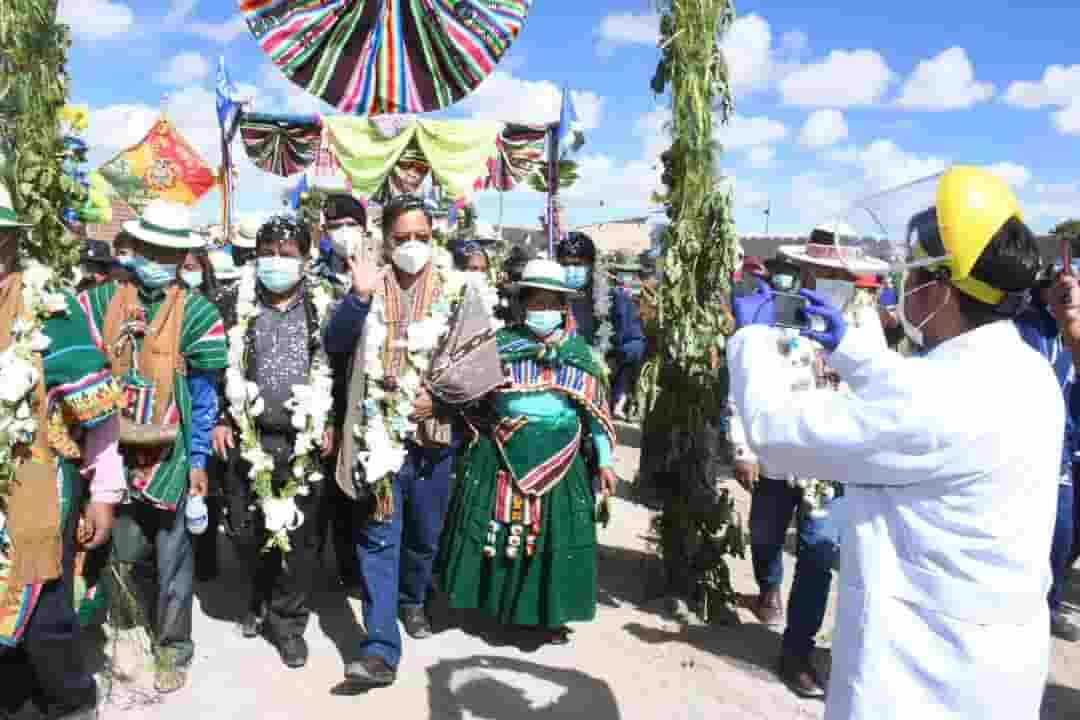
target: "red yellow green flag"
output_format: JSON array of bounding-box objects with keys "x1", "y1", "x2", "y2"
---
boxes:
[{"x1": 98, "y1": 116, "x2": 216, "y2": 209}]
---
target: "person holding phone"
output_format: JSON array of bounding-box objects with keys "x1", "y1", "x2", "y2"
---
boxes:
[
  {"x1": 726, "y1": 222, "x2": 888, "y2": 699},
  {"x1": 729, "y1": 167, "x2": 1062, "y2": 720}
]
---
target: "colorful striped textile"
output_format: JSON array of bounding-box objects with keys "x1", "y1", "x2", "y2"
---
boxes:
[
  {"x1": 240, "y1": 0, "x2": 534, "y2": 115},
  {"x1": 80, "y1": 282, "x2": 226, "y2": 509},
  {"x1": 239, "y1": 112, "x2": 323, "y2": 177}
]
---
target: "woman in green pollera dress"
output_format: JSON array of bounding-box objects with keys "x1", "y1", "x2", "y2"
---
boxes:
[{"x1": 438, "y1": 259, "x2": 619, "y2": 644}]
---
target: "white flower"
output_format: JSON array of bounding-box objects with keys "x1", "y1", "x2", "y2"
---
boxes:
[
  {"x1": 295, "y1": 484, "x2": 311, "y2": 497},
  {"x1": 249, "y1": 397, "x2": 265, "y2": 417},
  {"x1": 432, "y1": 247, "x2": 453, "y2": 271},
  {"x1": 29, "y1": 331, "x2": 50, "y2": 352},
  {"x1": 22, "y1": 263, "x2": 51, "y2": 292},
  {"x1": 407, "y1": 317, "x2": 448, "y2": 352},
  {"x1": 0, "y1": 351, "x2": 38, "y2": 404},
  {"x1": 263, "y1": 496, "x2": 301, "y2": 534},
  {"x1": 309, "y1": 472, "x2": 323, "y2": 484}
]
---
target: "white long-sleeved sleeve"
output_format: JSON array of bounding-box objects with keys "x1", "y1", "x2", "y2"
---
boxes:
[
  {"x1": 726, "y1": 393, "x2": 757, "y2": 464},
  {"x1": 727, "y1": 323, "x2": 937, "y2": 487}
]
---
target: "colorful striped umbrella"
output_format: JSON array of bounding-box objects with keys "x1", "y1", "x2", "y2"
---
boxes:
[
  {"x1": 240, "y1": 0, "x2": 534, "y2": 115},
  {"x1": 239, "y1": 112, "x2": 323, "y2": 177}
]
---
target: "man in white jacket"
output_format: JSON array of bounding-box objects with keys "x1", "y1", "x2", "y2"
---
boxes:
[{"x1": 728, "y1": 166, "x2": 1064, "y2": 720}]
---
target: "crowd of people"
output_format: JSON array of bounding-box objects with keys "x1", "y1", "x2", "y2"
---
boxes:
[{"x1": 0, "y1": 166, "x2": 1077, "y2": 720}]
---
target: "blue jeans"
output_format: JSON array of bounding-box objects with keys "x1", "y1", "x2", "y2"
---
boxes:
[
  {"x1": 611, "y1": 340, "x2": 646, "y2": 408},
  {"x1": 1050, "y1": 482, "x2": 1075, "y2": 612},
  {"x1": 353, "y1": 443, "x2": 455, "y2": 669},
  {"x1": 749, "y1": 477, "x2": 842, "y2": 658}
]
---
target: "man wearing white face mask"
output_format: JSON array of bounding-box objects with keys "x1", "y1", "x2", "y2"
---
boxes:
[
  {"x1": 319, "y1": 193, "x2": 371, "y2": 295},
  {"x1": 209, "y1": 215, "x2": 337, "y2": 669},
  {"x1": 726, "y1": 222, "x2": 888, "y2": 699},
  {"x1": 729, "y1": 167, "x2": 1062, "y2": 720},
  {"x1": 325, "y1": 194, "x2": 461, "y2": 690}
]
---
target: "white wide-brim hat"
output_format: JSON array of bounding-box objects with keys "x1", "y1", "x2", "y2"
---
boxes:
[
  {"x1": 234, "y1": 217, "x2": 261, "y2": 249},
  {"x1": 123, "y1": 199, "x2": 202, "y2": 249},
  {"x1": 0, "y1": 185, "x2": 31, "y2": 228},
  {"x1": 778, "y1": 220, "x2": 889, "y2": 274},
  {"x1": 508, "y1": 259, "x2": 580, "y2": 296}
]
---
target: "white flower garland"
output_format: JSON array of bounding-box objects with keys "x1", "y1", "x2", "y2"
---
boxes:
[
  {"x1": 0, "y1": 263, "x2": 68, "y2": 549},
  {"x1": 352, "y1": 266, "x2": 465, "y2": 492},
  {"x1": 225, "y1": 269, "x2": 334, "y2": 553}
]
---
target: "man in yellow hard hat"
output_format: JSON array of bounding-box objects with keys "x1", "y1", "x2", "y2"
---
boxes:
[{"x1": 728, "y1": 166, "x2": 1064, "y2": 719}]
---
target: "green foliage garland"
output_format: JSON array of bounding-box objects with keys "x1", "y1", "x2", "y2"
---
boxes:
[
  {"x1": 641, "y1": 0, "x2": 744, "y2": 621},
  {"x1": 0, "y1": 0, "x2": 81, "y2": 269}
]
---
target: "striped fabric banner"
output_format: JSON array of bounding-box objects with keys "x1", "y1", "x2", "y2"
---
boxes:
[
  {"x1": 241, "y1": 0, "x2": 534, "y2": 115},
  {"x1": 239, "y1": 112, "x2": 323, "y2": 177}
]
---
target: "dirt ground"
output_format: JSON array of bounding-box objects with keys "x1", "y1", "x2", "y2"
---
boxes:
[{"x1": 73, "y1": 423, "x2": 1080, "y2": 719}]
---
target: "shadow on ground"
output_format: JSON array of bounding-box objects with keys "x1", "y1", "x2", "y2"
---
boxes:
[{"x1": 426, "y1": 656, "x2": 621, "y2": 720}]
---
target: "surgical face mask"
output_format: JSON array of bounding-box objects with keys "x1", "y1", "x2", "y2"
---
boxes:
[
  {"x1": 256, "y1": 256, "x2": 302, "y2": 294},
  {"x1": 814, "y1": 278, "x2": 855, "y2": 310},
  {"x1": 525, "y1": 310, "x2": 563, "y2": 338},
  {"x1": 180, "y1": 270, "x2": 204, "y2": 290},
  {"x1": 132, "y1": 256, "x2": 177, "y2": 289},
  {"x1": 329, "y1": 226, "x2": 363, "y2": 259},
  {"x1": 392, "y1": 240, "x2": 431, "y2": 275},
  {"x1": 899, "y1": 276, "x2": 947, "y2": 348},
  {"x1": 564, "y1": 265, "x2": 589, "y2": 290}
]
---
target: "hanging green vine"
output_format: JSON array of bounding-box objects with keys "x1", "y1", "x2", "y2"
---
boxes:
[
  {"x1": 640, "y1": 0, "x2": 744, "y2": 622},
  {"x1": 0, "y1": 0, "x2": 82, "y2": 269}
]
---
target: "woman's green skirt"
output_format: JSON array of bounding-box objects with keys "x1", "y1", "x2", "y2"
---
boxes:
[{"x1": 437, "y1": 435, "x2": 598, "y2": 628}]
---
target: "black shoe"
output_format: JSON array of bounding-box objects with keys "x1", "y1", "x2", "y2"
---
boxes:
[
  {"x1": 1051, "y1": 610, "x2": 1079, "y2": 642},
  {"x1": 778, "y1": 652, "x2": 826, "y2": 699},
  {"x1": 276, "y1": 635, "x2": 309, "y2": 669},
  {"x1": 343, "y1": 656, "x2": 396, "y2": 688},
  {"x1": 400, "y1": 606, "x2": 433, "y2": 639},
  {"x1": 240, "y1": 611, "x2": 264, "y2": 639}
]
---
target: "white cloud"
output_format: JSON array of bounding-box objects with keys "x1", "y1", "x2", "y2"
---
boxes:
[
  {"x1": 746, "y1": 146, "x2": 777, "y2": 169},
  {"x1": 189, "y1": 16, "x2": 249, "y2": 45},
  {"x1": 459, "y1": 71, "x2": 603, "y2": 131},
  {"x1": 86, "y1": 105, "x2": 159, "y2": 151},
  {"x1": 835, "y1": 139, "x2": 948, "y2": 191},
  {"x1": 896, "y1": 47, "x2": 993, "y2": 110},
  {"x1": 789, "y1": 171, "x2": 861, "y2": 225},
  {"x1": 1053, "y1": 101, "x2": 1080, "y2": 135},
  {"x1": 258, "y1": 64, "x2": 335, "y2": 115},
  {"x1": 720, "y1": 14, "x2": 775, "y2": 95},
  {"x1": 719, "y1": 174, "x2": 770, "y2": 210},
  {"x1": 715, "y1": 114, "x2": 788, "y2": 150},
  {"x1": 780, "y1": 49, "x2": 893, "y2": 107},
  {"x1": 560, "y1": 154, "x2": 660, "y2": 210},
  {"x1": 634, "y1": 108, "x2": 671, "y2": 163},
  {"x1": 58, "y1": 0, "x2": 134, "y2": 39},
  {"x1": 1026, "y1": 181, "x2": 1080, "y2": 224},
  {"x1": 798, "y1": 109, "x2": 848, "y2": 149},
  {"x1": 1003, "y1": 64, "x2": 1080, "y2": 137},
  {"x1": 154, "y1": 52, "x2": 211, "y2": 86},
  {"x1": 594, "y1": 12, "x2": 658, "y2": 54},
  {"x1": 985, "y1": 162, "x2": 1032, "y2": 189},
  {"x1": 164, "y1": 0, "x2": 198, "y2": 25},
  {"x1": 1003, "y1": 64, "x2": 1080, "y2": 109}
]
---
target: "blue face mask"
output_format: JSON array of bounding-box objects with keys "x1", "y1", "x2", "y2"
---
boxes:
[
  {"x1": 563, "y1": 265, "x2": 589, "y2": 290},
  {"x1": 132, "y1": 256, "x2": 177, "y2": 289},
  {"x1": 256, "y1": 256, "x2": 302, "y2": 294},
  {"x1": 180, "y1": 270, "x2": 203, "y2": 290},
  {"x1": 525, "y1": 310, "x2": 563, "y2": 338}
]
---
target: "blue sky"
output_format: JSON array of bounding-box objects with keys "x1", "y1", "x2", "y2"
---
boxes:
[{"x1": 60, "y1": 0, "x2": 1080, "y2": 236}]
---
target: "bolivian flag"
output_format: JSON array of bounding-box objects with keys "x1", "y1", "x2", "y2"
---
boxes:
[{"x1": 98, "y1": 116, "x2": 216, "y2": 209}]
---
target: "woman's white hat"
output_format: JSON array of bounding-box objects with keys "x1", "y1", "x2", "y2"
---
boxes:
[
  {"x1": 778, "y1": 220, "x2": 889, "y2": 273},
  {"x1": 123, "y1": 199, "x2": 203, "y2": 249},
  {"x1": 234, "y1": 217, "x2": 260, "y2": 249},
  {"x1": 0, "y1": 185, "x2": 31, "y2": 228},
  {"x1": 509, "y1": 259, "x2": 580, "y2": 295}
]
